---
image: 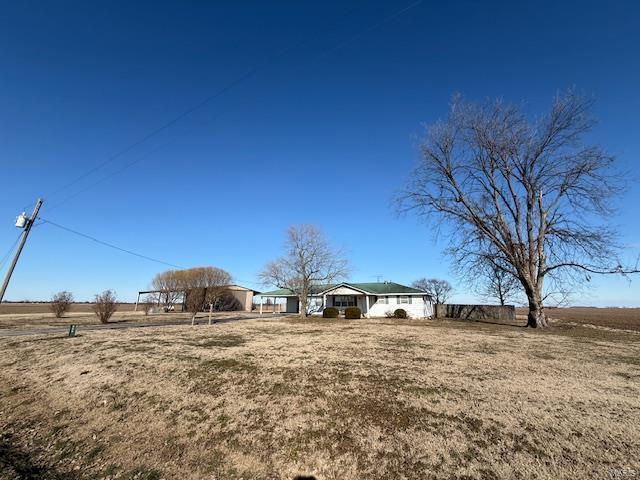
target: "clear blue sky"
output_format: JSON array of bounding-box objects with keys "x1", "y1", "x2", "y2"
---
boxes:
[{"x1": 1, "y1": 0, "x2": 639, "y2": 305}]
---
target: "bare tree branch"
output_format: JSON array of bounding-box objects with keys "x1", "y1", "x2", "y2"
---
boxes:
[
  {"x1": 260, "y1": 225, "x2": 350, "y2": 318},
  {"x1": 412, "y1": 278, "x2": 452, "y2": 304},
  {"x1": 399, "y1": 90, "x2": 636, "y2": 327}
]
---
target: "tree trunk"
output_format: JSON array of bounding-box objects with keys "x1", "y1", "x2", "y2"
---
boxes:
[
  {"x1": 299, "y1": 296, "x2": 308, "y2": 319},
  {"x1": 526, "y1": 294, "x2": 548, "y2": 328}
]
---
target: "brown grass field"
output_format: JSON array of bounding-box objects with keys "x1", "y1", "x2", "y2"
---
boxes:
[
  {"x1": 0, "y1": 314, "x2": 639, "y2": 480},
  {"x1": 0, "y1": 303, "x2": 135, "y2": 315},
  {"x1": 2, "y1": 303, "x2": 639, "y2": 331},
  {"x1": 540, "y1": 307, "x2": 640, "y2": 332}
]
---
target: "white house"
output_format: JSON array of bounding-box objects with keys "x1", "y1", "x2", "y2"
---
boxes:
[{"x1": 259, "y1": 281, "x2": 434, "y2": 318}]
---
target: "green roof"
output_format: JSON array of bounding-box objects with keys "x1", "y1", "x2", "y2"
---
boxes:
[
  {"x1": 260, "y1": 282, "x2": 428, "y2": 297},
  {"x1": 259, "y1": 284, "x2": 336, "y2": 297},
  {"x1": 347, "y1": 282, "x2": 426, "y2": 294}
]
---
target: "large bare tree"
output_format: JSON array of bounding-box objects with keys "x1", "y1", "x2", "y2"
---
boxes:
[
  {"x1": 260, "y1": 225, "x2": 349, "y2": 318},
  {"x1": 400, "y1": 91, "x2": 637, "y2": 327}
]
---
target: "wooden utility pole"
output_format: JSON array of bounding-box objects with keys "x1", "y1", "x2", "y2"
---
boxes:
[{"x1": 0, "y1": 199, "x2": 43, "y2": 303}]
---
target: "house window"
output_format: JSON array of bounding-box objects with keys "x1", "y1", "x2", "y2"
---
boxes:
[
  {"x1": 399, "y1": 296, "x2": 411, "y2": 304},
  {"x1": 334, "y1": 295, "x2": 356, "y2": 307},
  {"x1": 377, "y1": 296, "x2": 388, "y2": 304}
]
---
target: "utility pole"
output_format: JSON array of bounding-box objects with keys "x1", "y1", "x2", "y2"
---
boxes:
[{"x1": 0, "y1": 198, "x2": 44, "y2": 303}]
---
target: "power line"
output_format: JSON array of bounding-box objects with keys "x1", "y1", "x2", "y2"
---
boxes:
[
  {"x1": 31, "y1": 1, "x2": 424, "y2": 212},
  {"x1": 39, "y1": 218, "x2": 262, "y2": 286},
  {"x1": 45, "y1": 133, "x2": 183, "y2": 212},
  {"x1": 0, "y1": 233, "x2": 23, "y2": 272},
  {"x1": 43, "y1": 64, "x2": 269, "y2": 203},
  {"x1": 39, "y1": 218, "x2": 185, "y2": 269},
  {"x1": 316, "y1": 0, "x2": 423, "y2": 60}
]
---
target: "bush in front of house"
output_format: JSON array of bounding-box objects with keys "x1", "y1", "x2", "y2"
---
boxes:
[
  {"x1": 393, "y1": 308, "x2": 408, "y2": 319},
  {"x1": 323, "y1": 307, "x2": 339, "y2": 318},
  {"x1": 344, "y1": 307, "x2": 361, "y2": 319}
]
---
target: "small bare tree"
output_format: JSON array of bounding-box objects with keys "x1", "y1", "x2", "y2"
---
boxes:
[
  {"x1": 185, "y1": 287, "x2": 206, "y2": 324},
  {"x1": 474, "y1": 261, "x2": 521, "y2": 306},
  {"x1": 141, "y1": 294, "x2": 155, "y2": 316},
  {"x1": 400, "y1": 90, "x2": 638, "y2": 327},
  {"x1": 412, "y1": 278, "x2": 452, "y2": 304},
  {"x1": 151, "y1": 270, "x2": 183, "y2": 309},
  {"x1": 260, "y1": 225, "x2": 349, "y2": 318},
  {"x1": 50, "y1": 291, "x2": 73, "y2": 318},
  {"x1": 93, "y1": 289, "x2": 117, "y2": 324}
]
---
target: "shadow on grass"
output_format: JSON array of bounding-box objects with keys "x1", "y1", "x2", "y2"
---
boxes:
[
  {"x1": 0, "y1": 433, "x2": 78, "y2": 480},
  {"x1": 470, "y1": 319, "x2": 526, "y2": 328}
]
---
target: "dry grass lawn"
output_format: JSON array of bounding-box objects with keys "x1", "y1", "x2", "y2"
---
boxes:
[{"x1": 1, "y1": 316, "x2": 639, "y2": 479}]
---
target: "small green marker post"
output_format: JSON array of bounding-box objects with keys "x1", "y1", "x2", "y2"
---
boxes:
[{"x1": 68, "y1": 324, "x2": 77, "y2": 337}]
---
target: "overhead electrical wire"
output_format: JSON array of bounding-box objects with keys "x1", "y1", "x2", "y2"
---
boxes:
[
  {"x1": 45, "y1": 133, "x2": 184, "y2": 212},
  {"x1": 30, "y1": 0, "x2": 424, "y2": 212},
  {"x1": 10, "y1": 2, "x2": 424, "y2": 289},
  {"x1": 0, "y1": 233, "x2": 23, "y2": 272},
  {"x1": 39, "y1": 218, "x2": 185, "y2": 269},
  {"x1": 38, "y1": 218, "x2": 262, "y2": 285}
]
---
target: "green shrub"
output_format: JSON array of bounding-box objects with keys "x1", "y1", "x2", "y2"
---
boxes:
[
  {"x1": 323, "y1": 307, "x2": 339, "y2": 318},
  {"x1": 344, "y1": 307, "x2": 361, "y2": 319},
  {"x1": 393, "y1": 308, "x2": 408, "y2": 319}
]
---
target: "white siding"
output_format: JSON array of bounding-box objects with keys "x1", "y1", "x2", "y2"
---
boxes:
[
  {"x1": 367, "y1": 295, "x2": 434, "y2": 319},
  {"x1": 324, "y1": 286, "x2": 363, "y2": 295}
]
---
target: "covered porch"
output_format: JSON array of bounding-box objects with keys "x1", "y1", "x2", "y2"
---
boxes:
[
  {"x1": 258, "y1": 285, "x2": 374, "y2": 317},
  {"x1": 321, "y1": 285, "x2": 373, "y2": 316}
]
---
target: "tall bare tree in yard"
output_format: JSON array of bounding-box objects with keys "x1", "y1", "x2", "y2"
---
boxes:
[
  {"x1": 412, "y1": 278, "x2": 452, "y2": 304},
  {"x1": 260, "y1": 225, "x2": 349, "y2": 318},
  {"x1": 400, "y1": 91, "x2": 637, "y2": 327}
]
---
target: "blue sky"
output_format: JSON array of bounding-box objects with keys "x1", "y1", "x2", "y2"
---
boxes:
[{"x1": 1, "y1": 0, "x2": 639, "y2": 305}]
